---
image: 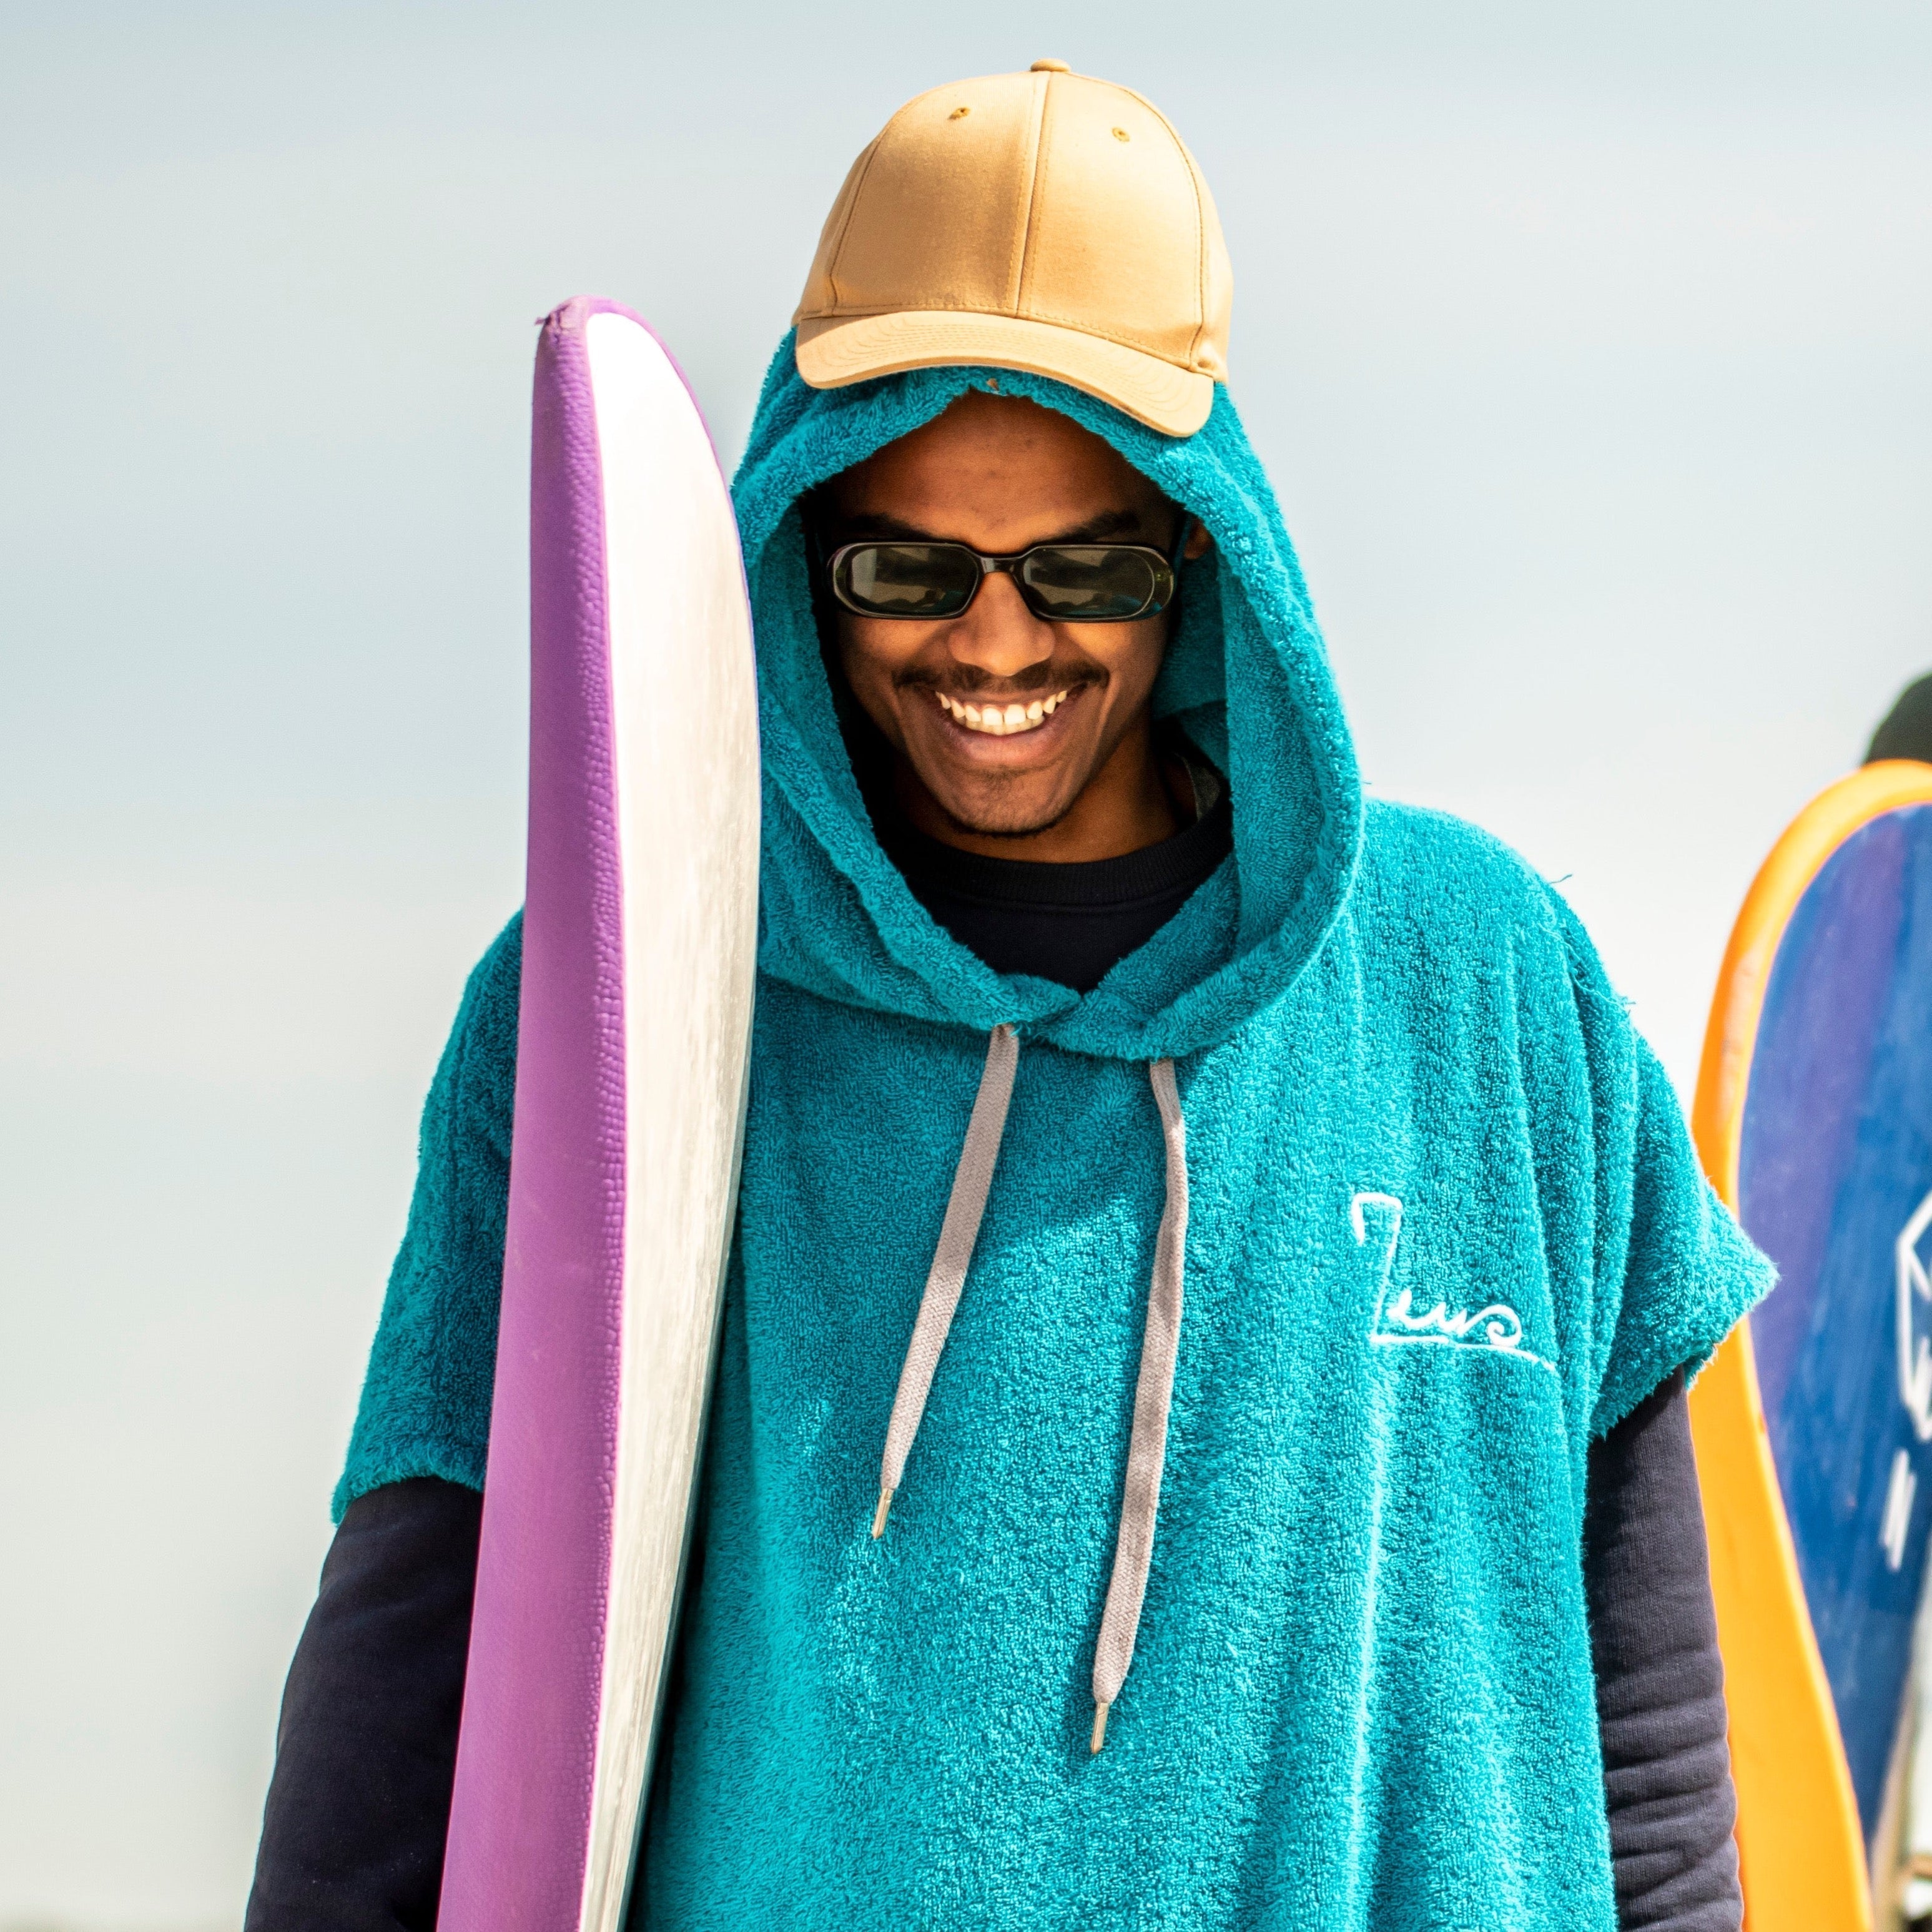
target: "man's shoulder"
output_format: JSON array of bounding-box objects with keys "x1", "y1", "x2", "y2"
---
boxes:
[
  {"x1": 1357, "y1": 797, "x2": 1559, "y2": 927},
  {"x1": 1348, "y1": 797, "x2": 1592, "y2": 997},
  {"x1": 428, "y1": 912, "x2": 525, "y2": 1164},
  {"x1": 1343, "y1": 801, "x2": 1616, "y2": 1062}
]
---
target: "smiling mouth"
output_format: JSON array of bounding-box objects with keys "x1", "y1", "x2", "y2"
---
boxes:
[{"x1": 934, "y1": 686, "x2": 1074, "y2": 737}]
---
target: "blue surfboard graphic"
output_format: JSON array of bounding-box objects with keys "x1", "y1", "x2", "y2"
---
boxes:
[{"x1": 1740, "y1": 802, "x2": 1932, "y2": 1837}]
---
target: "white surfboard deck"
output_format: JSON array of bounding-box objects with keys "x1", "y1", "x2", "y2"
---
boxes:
[
  {"x1": 439, "y1": 298, "x2": 760, "y2": 1932},
  {"x1": 581, "y1": 305, "x2": 760, "y2": 1926}
]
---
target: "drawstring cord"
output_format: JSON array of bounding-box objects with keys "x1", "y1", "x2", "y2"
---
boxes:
[
  {"x1": 872, "y1": 1027, "x2": 1190, "y2": 1754},
  {"x1": 873, "y1": 1023, "x2": 1020, "y2": 1538},
  {"x1": 1091, "y1": 1055, "x2": 1188, "y2": 1752}
]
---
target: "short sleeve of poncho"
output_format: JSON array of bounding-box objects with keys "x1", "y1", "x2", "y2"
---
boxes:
[
  {"x1": 1549, "y1": 889, "x2": 1776, "y2": 1435},
  {"x1": 332, "y1": 914, "x2": 523, "y2": 1519}
]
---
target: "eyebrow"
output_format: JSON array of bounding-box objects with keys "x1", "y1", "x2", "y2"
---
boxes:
[{"x1": 826, "y1": 506, "x2": 1155, "y2": 547}]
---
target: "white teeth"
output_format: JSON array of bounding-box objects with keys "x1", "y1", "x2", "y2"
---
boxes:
[{"x1": 937, "y1": 688, "x2": 1072, "y2": 737}]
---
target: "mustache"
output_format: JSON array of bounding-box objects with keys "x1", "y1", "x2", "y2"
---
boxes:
[{"x1": 894, "y1": 667, "x2": 1103, "y2": 699}]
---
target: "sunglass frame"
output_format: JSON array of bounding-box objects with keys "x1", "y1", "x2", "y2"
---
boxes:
[{"x1": 822, "y1": 529, "x2": 1188, "y2": 624}]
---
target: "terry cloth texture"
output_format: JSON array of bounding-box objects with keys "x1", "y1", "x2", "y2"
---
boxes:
[
  {"x1": 249, "y1": 1372, "x2": 1737, "y2": 1930},
  {"x1": 337, "y1": 340, "x2": 1772, "y2": 1931},
  {"x1": 330, "y1": 948, "x2": 514, "y2": 1519},
  {"x1": 259, "y1": 819, "x2": 1737, "y2": 1930},
  {"x1": 241, "y1": 1383, "x2": 1738, "y2": 1924}
]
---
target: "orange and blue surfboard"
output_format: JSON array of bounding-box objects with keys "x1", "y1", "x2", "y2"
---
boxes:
[{"x1": 1690, "y1": 760, "x2": 1932, "y2": 1930}]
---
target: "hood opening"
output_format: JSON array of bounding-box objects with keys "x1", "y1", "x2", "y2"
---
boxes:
[{"x1": 732, "y1": 337, "x2": 1363, "y2": 1063}]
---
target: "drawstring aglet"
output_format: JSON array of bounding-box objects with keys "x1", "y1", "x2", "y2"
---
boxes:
[
  {"x1": 1090, "y1": 1700, "x2": 1111, "y2": 1754},
  {"x1": 871, "y1": 1487, "x2": 894, "y2": 1539}
]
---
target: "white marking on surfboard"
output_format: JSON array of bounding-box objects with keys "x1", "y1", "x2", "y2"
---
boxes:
[
  {"x1": 1882, "y1": 1446, "x2": 1917, "y2": 1572},
  {"x1": 1895, "y1": 1188, "x2": 1932, "y2": 1441}
]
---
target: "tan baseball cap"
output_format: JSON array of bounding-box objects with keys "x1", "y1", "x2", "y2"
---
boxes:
[{"x1": 792, "y1": 61, "x2": 1231, "y2": 438}]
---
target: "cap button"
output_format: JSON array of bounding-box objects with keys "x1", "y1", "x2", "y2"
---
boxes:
[{"x1": 1030, "y1": 58, "x2": 1071, "y2": 72}]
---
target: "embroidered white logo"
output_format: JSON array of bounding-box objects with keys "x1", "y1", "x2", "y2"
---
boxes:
[{"x1": 1351, "y1": 1191, "x2": 1554, "y2": 1373}]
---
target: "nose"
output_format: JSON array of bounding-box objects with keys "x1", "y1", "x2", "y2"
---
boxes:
[{"x1": 945, "y1": 571, "x2": 1055, "y2": 682}]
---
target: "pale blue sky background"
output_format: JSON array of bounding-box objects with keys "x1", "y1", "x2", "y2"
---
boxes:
[{"x1": 2, "y1": 2, "x2": 1929, "y2": 1923}]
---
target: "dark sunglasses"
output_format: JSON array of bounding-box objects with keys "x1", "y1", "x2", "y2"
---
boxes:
[{"x1": 824, "y1": 522, "x2": 1190, "y2": 624}]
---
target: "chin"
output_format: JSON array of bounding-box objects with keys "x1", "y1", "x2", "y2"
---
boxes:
[{"x1": 931, "y1": 781, "x2": 1078, "y2": 840}]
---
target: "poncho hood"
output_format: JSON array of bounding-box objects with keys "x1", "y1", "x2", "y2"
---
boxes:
[{"x1": 734, "y1": 337, "x2": 1361, "y2": 1060}]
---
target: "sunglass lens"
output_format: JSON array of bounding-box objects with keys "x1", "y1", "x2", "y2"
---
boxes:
[
  {"x1": 1019, "y1": 547, "x2": 1166, "y2": 620},
  {"x1": 837, "y1": 544, "x2": 979, "y2": 618}
]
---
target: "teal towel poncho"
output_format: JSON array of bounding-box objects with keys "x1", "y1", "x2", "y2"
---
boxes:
[{"x1": 338, "y1": 341, "x2": 1771, "y2": 1929}]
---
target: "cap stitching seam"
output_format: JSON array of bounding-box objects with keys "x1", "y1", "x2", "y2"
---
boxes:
[
  {"x1": 1190, "y1": 157, "x2": 1210, "y2": 368},
  {"x1": 1011, "y1": 72, "x2": 1052, "y2": 316},
  {"x1": 1173, "y1": 126, "x2": 1209, "y2": 368},
  {"x1": 824, "y1": 138, "x2": 885, "y2": 314},
  {"x1": 1115, "y1": 83, "x2": 1215, "y2": 373}
]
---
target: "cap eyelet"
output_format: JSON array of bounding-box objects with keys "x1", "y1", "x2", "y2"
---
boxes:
[
  {"x1": 1112, "y1": 127, "x2": 1130, "y2": 142},
  {"x1": 949, "y1": 106, "x2": 970, "y2": 121}
]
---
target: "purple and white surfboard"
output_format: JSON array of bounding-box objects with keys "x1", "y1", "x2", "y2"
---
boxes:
[{"x1": 438, "y1": 298, "x2": 759, "y2": 1932}]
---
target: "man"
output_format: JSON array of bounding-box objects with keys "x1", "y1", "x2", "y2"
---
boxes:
[{"x1": 249, "y1": 62, "x2": 1767, "y2": 1930}]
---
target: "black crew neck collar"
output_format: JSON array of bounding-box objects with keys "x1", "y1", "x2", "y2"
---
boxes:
[{"x1": 878, "y1": 792, "x2": 1233, "y2": 913}]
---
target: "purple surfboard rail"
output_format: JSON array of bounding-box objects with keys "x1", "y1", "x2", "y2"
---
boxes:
[{"x1": 438, "y1": 296, "x2": 754, "y2": 1931}]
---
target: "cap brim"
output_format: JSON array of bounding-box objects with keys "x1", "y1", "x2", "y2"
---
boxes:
[{"x1": 795, "y1": 310, "x2": 1214, "y2": 439}]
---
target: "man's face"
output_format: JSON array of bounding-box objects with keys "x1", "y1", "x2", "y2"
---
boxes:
[{"x1": 822, "y1": 392, "x2": 1207, "y2": 840}]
